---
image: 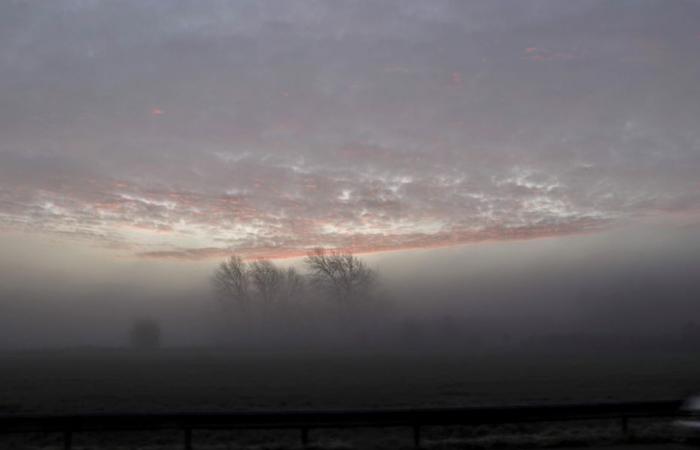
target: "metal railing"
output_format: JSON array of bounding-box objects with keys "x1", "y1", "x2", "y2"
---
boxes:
[{"x1": 0, "y1": 400, "x2": 686, "y2": 449}]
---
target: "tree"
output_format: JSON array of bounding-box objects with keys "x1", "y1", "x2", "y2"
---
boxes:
[
  {"x1": 249, "y1": 260, "x2": 284, "y2": 305},
  {"x1": 304, "y1": 248, "x2": 376, "y2": 303},
  {"x1": 129, "y1": 319, "x2": 161, "y2": 349},
  {"x1": 212, "y1": 255, "x2": 250, "y2": 309},
  {"x1": 282, "y1": 267, "x2": 305, "y2": 303},
  {"x1": 214, "y1": 256, "x2": 306, "y2": 308}
]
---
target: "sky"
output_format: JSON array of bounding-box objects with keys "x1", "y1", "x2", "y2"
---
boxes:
[
  {"x1": 1, "y1": 1, "x2": 700, "y2": 349},
  {"x1": 2, "y1": 0, "x2": 699, "y2": 263}
]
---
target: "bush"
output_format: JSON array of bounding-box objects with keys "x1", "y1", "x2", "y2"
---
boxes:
[{"x1": 129, "y1": 319, "x2": 161, "y2": 349}]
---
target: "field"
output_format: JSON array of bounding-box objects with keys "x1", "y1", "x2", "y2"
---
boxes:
[{"x1": 0, "y1": 349, "x2": 698, "y2": 449}]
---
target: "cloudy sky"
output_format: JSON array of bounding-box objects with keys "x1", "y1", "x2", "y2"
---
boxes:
[{"x1": 1, "y1": 0, "x2": 699, "y2": 262}]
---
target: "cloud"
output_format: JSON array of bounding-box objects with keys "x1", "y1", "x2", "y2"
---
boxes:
[
  {"x1": 137, "y1": 215, "x2": 610, "y2": 261},
  {"x1": 1, "y1": 1, "x2": 699, "y2": 259},
  {"x1": 523, "y1": 47, "x2": 578, "y2": 62}
]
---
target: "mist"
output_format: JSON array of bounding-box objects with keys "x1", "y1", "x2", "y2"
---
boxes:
[
  {"x1": 1, "y1": 0, "x2": 700, "y2": 355},
  {"x1": 5, "y1": 2, "x2": 700, "y2": 449},
  {"x1": 0, "y1": 220, "x2": 697, "y2": 354}
]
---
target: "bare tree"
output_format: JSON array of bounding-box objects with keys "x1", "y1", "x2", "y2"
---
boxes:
[
  {"x1": 282, "y1": 266, "x2": 305, "y2": 303},
  {"x1": 249, "y1": 259, "x2": 284, "y2": 305},
  {"x1": 212, "y1": 255, "x2": 250, "y2": 309},
  {"x1": 214, "y1": 256, "x2": 306, "y2": 308},
  {"x1": 304, "y1": 248, "x2": 376, "y2": 303}
]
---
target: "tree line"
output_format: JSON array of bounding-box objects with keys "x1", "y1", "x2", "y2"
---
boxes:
[{"x1": 212, "y1": 248, "x2": 378, "y2": 310}]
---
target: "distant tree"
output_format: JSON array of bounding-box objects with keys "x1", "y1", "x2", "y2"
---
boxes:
[
  {"x1": 213, "y1": 256, "x2": 306, "y2": 309},
  {"x1": 129, "y1": 319, "x2": 161, "y2": 349},
  {"x1": 304, "y1": 248, "x2": 376, "y2": 303},
  {"x1": 212, "y1": 255, "x2": 250, "y2": 309},
  {"x1": 282, "y1": 267, "x2": 305, "y2": 303},
  {"x1": 249, "y1": 260, "x2": 284, "y2": 305}
]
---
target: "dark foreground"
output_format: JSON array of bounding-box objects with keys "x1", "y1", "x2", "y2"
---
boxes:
[
  {"x1": 0, "y1": 423, "x2": 690, "y2": 449},
  {"x1": 1, "y1": 349, "x2": 699, "y2": 414},
  {"x1": 0, "y1": 349, "x2": 699, "y2": 448}
]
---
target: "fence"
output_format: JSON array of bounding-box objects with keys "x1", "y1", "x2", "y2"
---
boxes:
[{"x1": 0, "y1": 400, "x2": 687, "y2": 449}]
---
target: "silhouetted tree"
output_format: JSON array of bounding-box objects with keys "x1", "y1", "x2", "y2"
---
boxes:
[
  {"x1": 129, "y1": 319, "x2": 161, "y2": 349},
  {"x1": 249, "y1": 260, "x2": 284, "y2": 305},
  {"x1": 304, "y1": 248, "x2": 376, "y2": 303},
  {"x1": 282, "y1": 267, "x2": 305, "y2": 303},
  {"x1": 213, "y1": 255, "x2": 250, "y2": 309},
  {"x1": 214, "y1": 256, "x2": 306, "y2": 308}
]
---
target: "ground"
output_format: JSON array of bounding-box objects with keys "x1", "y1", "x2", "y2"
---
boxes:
[{"x1": 0, "y1": 349, "x2": 698, "y2": 448}]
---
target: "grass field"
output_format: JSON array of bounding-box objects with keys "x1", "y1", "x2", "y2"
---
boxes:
[{"x1": 0, "y1": 349, "x2": 698, "y2": 448}]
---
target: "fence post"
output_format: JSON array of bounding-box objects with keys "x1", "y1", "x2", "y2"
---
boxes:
[
  {"x1": 301, "y1": 427, "x2": 310, "y2": 447},
  {"x1": 184, "y1": 428, "x2": 192, "y2": 450},
  {"x1": 621, "y1": 416, "x2": 629, "y2": 439},
  {"x1": 413, "y1": 424, "x2": 421, "y2": 448},
  {"x1": 63, "y1": 430, "x2": 72, "y2": 450}
]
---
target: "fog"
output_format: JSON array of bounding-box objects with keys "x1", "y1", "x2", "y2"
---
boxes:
[
  {"x1": 5, "y1": 5, "x2": 700, "y2": 448},
  {"x1": 1, "y1": 1, "x2": 700, "y2": 356},
  {"x1": 1, "y1": 219, "x2": 698, "y2": 353}
]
